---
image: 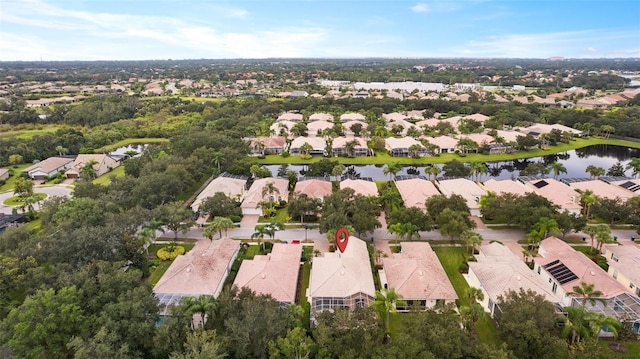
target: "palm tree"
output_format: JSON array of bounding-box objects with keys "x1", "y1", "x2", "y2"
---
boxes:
[
  {"x1": 461, "y1": 230, "x2": 483, "y2": 256},
  {"x1": 331, "y1": 164, "x2": 346, "y2": 184},
  {"x1": 569, "y1": 281, "x2": 605, "y2": 307},
  {"x1": 579, "y1": 189, "x2": 597, "y2": 219},
  {"x1": 299, "y1": 142, "x2": 313, "y2": 157},
  {"x1": 424, "y1": 165, "x2": 441, "y2": 180},
  {"x1": 470, "y1": 162, "x2": 488, "y2": 182},
  {"x1": 625, "y1": 157, "x2": 640, "y2": 178},
  {"x1": 205, "y1": 217, "x2": 235, "y2": 239},
  {"x1": 456, "y1": 138, "x2": 478, "y2": 154},
  {"x1": 600, "y1": 125, "x2": 615, "y2": 139},
  {"x1": 466, "y1": 287, "x2": 485, "y2": 304},
  {"x1": 373, "y1": 288, "x2": 404, "y2": 332},
  {"x1": 594, "y1": 224, "x2": 612, "y2": 253},
  {"x1": 254, "y1": 141, "x2": 266, "y2": 157},
  {"x1": 585, "y1": 165, "x2": 605, "y2": 179},
  {"x1": 251, "y1": 225, "x2": 269, "y2": 252},
  {"x1": 562, "y1": 306, "x2": 592, "y2": 345},
  {"x1": 212, "y1": 151, "x2": 225, "y2": 171},
  {"x1": 549, "y1": 162, "x2": 567, "y2": 180},
  {"x1": 182, "y1": 295, "x2": 217, "y2": 330},
  {"x1": 261, "y1": 181, "x2": 280, "y2": 206},
  {"x1": 383, "y1": 162, "x2": 402, "y2": 182},
  {"x1": 408, "y1": 144, "x2": 423, "y2": 158},
  {"x1": 583, "y1": 225, "x2": 600, "y2": 253},
  {"x1": 55, "y1": 145, "x2": 68, "y2": 156},
  {"x1": 80, "y1": 160, "x2": 99, "y2": 180}
]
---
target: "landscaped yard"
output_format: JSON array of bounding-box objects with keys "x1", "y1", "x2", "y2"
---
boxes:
[
  {"x1": 0, "y1": 164, "x2": 32, "y2": 193},
  {"x1": 433, "y1": 246, "x2": 500, "y2": 346},
  {"x1": 2, "y1": 193, "x2": 47, "y2": 206},
  {"x1": 147, "y1": 243, "x2": 195, "y2": 287},
  {"x1": 92, "y1": 166, "x2": 126, "y2": 185},
  {"x1": 258, "y1": 207, "x2": 290, "y2": 223}
]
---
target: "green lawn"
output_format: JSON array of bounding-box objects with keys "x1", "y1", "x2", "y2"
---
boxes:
[
  {"x1": 92, "y1": 166, "x2": 126, "y2": 185},
  {"x1": 93, "y1": 137, "x2": 169, "y2": 153},
  {"x1": 298, "y1": 262, "x2": 311, "y2": 307},
  {"x1": 0, "y1": 164, "x2": 32, "y2": 193},
  {"x1": 2, "y1": 193, "x2": 47, "y2": 206},
  {"x1": 147, "y1": 243, "x2": 195, "y2": 287},
  {"x1": 433, "y1": 246, "x2": 500, "y2": 346},
  {"x1": 0, "y1": 125, "x2": 66, "y2": 139},
  {"x1": 258, "y1": 207, "x2": 290, "y2": 223},
  {"x1": 598, "y1": 340, "x2": 640, "y2": 358},
  {"x1": 251, "y1": 137, "x2": 640, "y2": 166}
]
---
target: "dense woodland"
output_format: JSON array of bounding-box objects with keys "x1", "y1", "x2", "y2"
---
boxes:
[{"x1": 1, "y1": 60, "x2": 640, "y2": 358}]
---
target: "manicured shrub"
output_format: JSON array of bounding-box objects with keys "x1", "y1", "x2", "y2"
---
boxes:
[
  {"x1": 157, "y1": 245, "x2": 185, "y2": 261},
  {"x1": 229, "y1": 215, "x2": 242, "y2": 223}
]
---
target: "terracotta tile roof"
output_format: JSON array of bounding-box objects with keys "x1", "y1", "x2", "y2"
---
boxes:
[
  {"x1": 308, "y1": 237, "x2": 375, "y2": 299},
  {"x1": 481, "y1": 179, "x2": 533, "y2": 196},
  {"x1": 569, "y1": 180, "x2": 636, "y2": 201},
  {"x1": 294, "y1": 179, "x2": 332, "y2": 199},
  {"x1": 383, "y1": 242, "x2": 457, "y2": 300},
  {"x1": 277, "y1": 112, "x2": 303, "y2": 122},
  {"x1": 340, "y1": 179, "x2": 378, "y2": 197},
  {"x1": 153, "y1": 238, "x2": 241, "y2": 297},
  {"x1": 394, "y1": 178, "x2": 440, "y2": 209},
  {"x1": 604, "y1": 244, "x2": 640, "y2": 288},
  {"x1": 536, "y1": 237, "x2": 628, "y2": 298},
  {"x1": 309, "y1": 113, "x2": 334, "y2": 121},
  {"x1": 241, "y1": 177, "x2": 289, "y2": 209},
  {"x1": 23, "y1": 157, "x2": 74, "y2": 174},
  {"x1": 523, "y1": 178, "x2": 582, "y2": 212},
  {"x1": 233, "y1": 243, "x2": 302, "y2": 303},
  {"x1": 192, "y1": 176, "x2": 247, "y2": 211}
]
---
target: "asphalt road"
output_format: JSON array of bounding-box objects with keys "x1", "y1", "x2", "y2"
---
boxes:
[{"x1": 0, "y1": 185, "x2": 73, "y2": 214}]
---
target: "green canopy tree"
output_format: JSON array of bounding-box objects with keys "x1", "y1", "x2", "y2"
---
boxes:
[{"x1": 373, "y1": 288, "x2": 404, "y2": 332}]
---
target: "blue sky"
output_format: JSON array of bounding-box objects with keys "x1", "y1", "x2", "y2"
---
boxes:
[{"x1": 1, "y1": 0, "x2": 639, "y2": 61}]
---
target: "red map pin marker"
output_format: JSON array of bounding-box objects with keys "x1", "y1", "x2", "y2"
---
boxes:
[{"x1": 335, "y1": 227, "x2": 349, "y2": 253}]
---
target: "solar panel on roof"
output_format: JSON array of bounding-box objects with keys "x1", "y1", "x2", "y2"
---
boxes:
[
  {"x1": 543, "y1": 260, "x2": 578, "y2": 285},
  {"x1": 620, "y1": 181, "x2": 636, "y2": 189},
  {"x1": 533, "y1": 180, "x2": 549, "y2": 188}
]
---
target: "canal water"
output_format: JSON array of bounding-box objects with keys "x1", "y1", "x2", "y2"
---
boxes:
[{"x1": 266, "y1": 145, "x2": 640, "y2": 181}]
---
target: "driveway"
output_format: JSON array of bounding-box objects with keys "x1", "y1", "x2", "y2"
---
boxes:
[{"x1": 0, "y1": 184, "x2": 73, "y2": 214}]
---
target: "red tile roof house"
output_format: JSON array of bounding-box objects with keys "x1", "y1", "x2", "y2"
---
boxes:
[
  {"x1": 534, "y1": 237, "x2": 640, "y2": 334},
  {"x1": 521, "y1": 178, "x2": 582, "y2": 215},
  {"x1": 567, "y1": 180, "x2": 637, "y2": 202},
  {"x1": 307, "y1": 237, "x2": 376, "y2": 321},
  {"x1": 276, "y1": 112, "x2": 304, "y2": 122},
  {"x1": 249, "y1": 137, "x2": 287, "y2": 155},
  {"x1": 289, "y1": 136, "x2": 326, "y2": 156},
  {"x1": 233, "y1": 243, "x2": 302, "y2": 305},
  {"x1": 435, "y1": 178, "x2": 486, "y2": 217},
  {"x1": 307, "y1": 120, "x2": 334, "y2": 137},
  {"x1": 293, "y1": 179, "x2": 332, "y2": 201},
  {"x1": 332, "y1": 137, "x2": 371, "y2": 157},
  {"x1": 479, "y1": 179, "x2": 533, "y2": 196},
  {"x1": 308, "y1": 113, "x2": 334, "y2": 122},
  {"x1": 64, "y1": 154, "x2": 120, "y2": 179},
  {"x1": 394, "y1": 178, "x2": 440, "y2": 210},
  {"x1": 153, "y1": 238, "x2": 241, "y2": 318},
  {"x1": 385, "y1": 137, "x2": 429, "y2": 157},
  {"x1": 466, "y1": 242, "x2": 559, "y2": 318},
  {"x1": 339, "y1": 113, "x2": 366, "y2": 122},
  {"x1": 23, "y1": 157, "x2": 75, "y2": 180},
  {"x1": 241, "y1": 178, "x2": 289, "y2": 216},
  {"x1": 270, "y1": 120, "x2": 296, "y2": 137},
  {"x1": 191, "y1": 174, "x2": 247, "y2": 212},
  {"x1": 340, "y1": 179, "x2": 378, "y2": 197},
  {"x1": 421, "y1": 136, "x2": 459, "y2": 154},
  {"x1": 380, "y1": 242, "x2": 457, "y2": 311}
]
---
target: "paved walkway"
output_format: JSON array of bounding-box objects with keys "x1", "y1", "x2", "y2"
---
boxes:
[{"x1": 0, "y1": 184, "x2": 73, "y2": 214}]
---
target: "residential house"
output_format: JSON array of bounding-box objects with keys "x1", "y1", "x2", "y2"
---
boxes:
[
  {"x1": 385, "y1": 137, "x2": 428, "y2": 157},
  {"x1": 307, "y1": 121, "x2": 334, "y2": 137},
  {"x1": 600, "y1": 177, "x2": 640, "y2": 194},
  {"x1": 534, "y1": 237, "x2": 640, "y2": 333},
  {"x1": 480, "y1": 179, "x2": 533, "y2": 196},
  {"x1": 307, "y1": 237, "x2": 376, "y2": 320},
  {"x1": 270, "y1": 120, "x2": 296, "y2": 137},
  {"x1": 466, "y1": 242, "x2": 559, "y2": 317},
  {"x1": 289, "y1": 136, "x2": 326, "y2": 156},
  {"x1": 422, "y1": 136, "x2": 458, "y2": 154},
  {"x1": 332, "y1": 137, "x2": 371, "y2": 157},
  {"x1": 293, "y1": 179, "x2": 332, "y2": 201},
  {"x1": 23, "y1": 157, "x2": 74, "y2": 180},
  {"x1": 521, "y1": 177, "x2": 582, "y2": 214},
  {"x1": 154, "y1": 238, "x2": 241, "y2": 314},
  {"x1": 566, "y1": 179, "x2": 636, "y2": 202},
  {"x1": 276, "y1": 112, "x2": 303, "y2": 122},
  {"x1": 339, "y1": 113, "x2": 366, "y2": 122},
  {"x1": 0, "y1": 214, "x2": 26, "y2": 233},
  {"x1": 233, "y1": 243, "x2": 302, "y2": 305},
  {"x1": 309, "y1": 113, "x2": 334, "y2": 122},
  {"x1": 435, "y1": 178, "x2": 486, "y2": 216},
  {"x1": 65, "y1": 154, "x2": 120, "y2": 179},
  {"x1": 380, "y1": 242, "x2": 457, "y2": 311},
  {"x1": 340, "y1": 179, "x2": 378, "y2": 197},
  {"x1": 394, "y1": 178, "x2": 440, "y2": 210},
  {"x1": 464, "y1": 242, "x2": 558, "y2": 317},
  {"x1": 604, "y1": 244, "x2": 640, "y2": 297},
  {"x1": 241, "y1": 177, "x2": 289, "y2": 216},
  {"x1": 191, "y1": 173, "x2": 247, "y2": 212},
  {"x1": 249, "y1": 137, "x2": 287, "y2": 155}
]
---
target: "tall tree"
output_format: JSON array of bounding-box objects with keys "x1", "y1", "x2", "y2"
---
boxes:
[
  {"x1": 153, "y1": 201, "x2": 196, "y2": 240},
  {"x1": 569, "y1": 281, "x2": 605, "y2": 307},
  {"x1": 206, "y1": 216, "x2": 235, "y2": 239},
  {"x1": 373, "y1": 288, "x2": 404, "y2": 332},
  {"x1": 383, "y1": 162, "x2": 402, "y2": 181},
  {"x1": 625, "y1": 157, "x2": 640, "y2": 178},
  {"x1": 548, "y1": 162, "x2": 567, "y2": 179}
]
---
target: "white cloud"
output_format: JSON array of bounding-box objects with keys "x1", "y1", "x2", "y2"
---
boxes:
[
  {"x1": 411, "y1": 3, "x2": 429, "y2": 13},
  {"x1": 586, "y1": 47, "x2": 597, "y2": 53}
]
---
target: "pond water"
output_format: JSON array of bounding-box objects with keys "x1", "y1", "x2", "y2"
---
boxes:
[
  {"x1": 108, "y1": 144, "x2": 148, "y2": 157},
  {"x1": 266, "y1": 145, "x2": 640, "y2": 181}
]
